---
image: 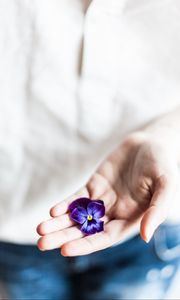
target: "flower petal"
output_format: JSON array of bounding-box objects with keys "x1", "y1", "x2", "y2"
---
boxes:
[
  {"x1": 86, "y1": 223, "x2": 98, "y2": 235},
  {"x1": 68, "y1": 197, "x2": 91, "y2": 213},
  {"x1": 95, "y1": 220, "x2": 104, "y2": 233},
  {"x1": 95, "y1": 200, "x2": 104, "y2": 205},
  {"x1": 80, "y1": 220, "x2": 88, "y2": 234},
  {"x1": 70, "y1": 207, "x2": 87, "y2": 224},
  {"x1": 87, "y1": 201, "x2": 105, "y2": 219},
  {"x1": 80, "y1": 219, "x2": 104, "y2": 235},
  {"x1": 81, "y1": 220, "x2": 98, "y2": 235}
]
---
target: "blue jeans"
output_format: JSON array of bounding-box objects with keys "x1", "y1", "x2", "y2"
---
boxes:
[{"x1": 0, "y1": 224, "x2": 180, "y2": 300}]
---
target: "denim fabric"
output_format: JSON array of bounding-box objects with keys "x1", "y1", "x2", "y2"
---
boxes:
[{"x1": 0, "y1": 224, "x2": 180, "y2": 300}]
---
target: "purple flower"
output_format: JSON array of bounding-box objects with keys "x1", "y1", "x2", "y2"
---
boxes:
[{"x1": 68, "y1": 197, "x2": 105, "y2": 235}]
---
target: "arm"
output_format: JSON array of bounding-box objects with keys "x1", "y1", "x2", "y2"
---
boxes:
[{"x1": 37, "y1": 108, "x2": 180, "y2": 256}]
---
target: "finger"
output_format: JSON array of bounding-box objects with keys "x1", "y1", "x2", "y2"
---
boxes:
[
  {"x1": 140, "y1": 175, "x2": 174, "y2": 243},
  {"x1": 38, "y1": 214, "x2": 109, "y2": 251},
  {"x1": 61, "y1": 219, "x2": 141, "y2": 257},
  {"x1": 61, "y1": 220, "x2": 124, "y2": 256},
  {"x1": 37, "y1": 226, "x2": 84, "y2": 251},
  {"x1": 87, "y1": 173, "x2": 111, "y2": 199},
  {"x1": 98, "y1": 188, "x2": 117, "y2": 212},
  {"x1": 50, "y1": 188, "x2": 89, "y2": 217},
  {"x1": 37, "y1": 214, "x2": 74, "y2": 236},
  {"x1": 37, "y1": 211, "x2": 109, "y2": 237},
  {"x1": 50, "y1": 178, "x2": 116, "y2": 218}
]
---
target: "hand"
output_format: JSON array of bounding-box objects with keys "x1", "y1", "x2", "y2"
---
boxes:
[{"x1": 37, "y1": 132, "x2": 179, "y2": 256}]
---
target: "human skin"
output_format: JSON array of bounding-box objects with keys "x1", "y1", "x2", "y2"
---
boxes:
[{"x1": 37, "y1": 108, "x2": 180, "y2": 256}]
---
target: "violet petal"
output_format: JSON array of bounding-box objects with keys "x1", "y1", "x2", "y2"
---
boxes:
[
  {"x1": 68, "y1": 197, "x2": 91, "y2": 213},
  {"x1": 81, "y1": 220, "x2": 98, "y2": 235},
  {"x1": 87, "y1": 201, "x2": 105, "y2": 219},
  {"x1": 80, "y1": 220, "x2": 88, "y2": 233},
  {"x1": 95, "y1": 200, "x2": 104, "y2": 205},
  {"x1": 70, "y1": 207, "x2": 87, "y2": 224},
  {"x1": 95, "y1": 220, "x2": 104, "y2": 232}
]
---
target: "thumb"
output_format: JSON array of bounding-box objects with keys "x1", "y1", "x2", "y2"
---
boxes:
[{"x1": 140, "y1": 175, "x2": 175, "y2": 243}]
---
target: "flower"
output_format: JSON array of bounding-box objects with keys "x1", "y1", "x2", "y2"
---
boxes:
[{"x1": 68, "y1": 197, "x2": 105, "y2": 235}]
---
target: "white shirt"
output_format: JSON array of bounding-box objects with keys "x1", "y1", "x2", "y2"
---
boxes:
[{"x1": 0, "y1": 0, "x2": 180, "y2": 244}]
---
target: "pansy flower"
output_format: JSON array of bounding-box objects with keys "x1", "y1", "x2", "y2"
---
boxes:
[{"x1": 68, "y1": 197, "x2": 105, "y2": 235}]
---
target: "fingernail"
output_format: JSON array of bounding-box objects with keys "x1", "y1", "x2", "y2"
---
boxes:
[{"x1": 144, "y1": 232, "x2": 153, "y2": 243}]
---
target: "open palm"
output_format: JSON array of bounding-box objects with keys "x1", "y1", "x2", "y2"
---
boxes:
[{"x1": 37, "y1": 133, "x2": 178, "y2": 256}]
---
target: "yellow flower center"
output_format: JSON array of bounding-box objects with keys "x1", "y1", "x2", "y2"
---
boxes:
[{"x1": 87, "y1": 215, "x2": 93, "y2": 221}]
